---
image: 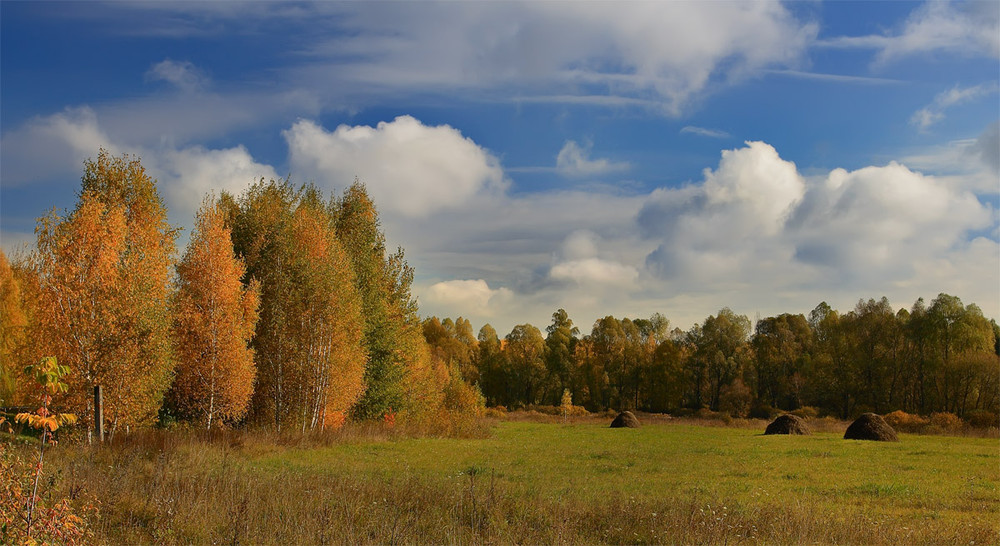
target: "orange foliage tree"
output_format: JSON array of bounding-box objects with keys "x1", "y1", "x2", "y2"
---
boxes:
[
  {"x1": 0, "y1": 250, "x2": 28, "y2": 404},
  {"x1": 31, "y1": 151, "x2": 176, "y2": 434},
  {"x1": 169, "y1": 200, "x2": 260, "y2": 429},
  {"x1": 224, "y1": 181, "x2": 367, "y2": 431},
  {"x1": 285, "y1": 191, "x2": 367, "y2": 430}
]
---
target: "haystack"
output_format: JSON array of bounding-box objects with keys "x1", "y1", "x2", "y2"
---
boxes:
[
  {"x1": 844, "y1": 413, "x2": 898, "y2": 441},
  {"x1": 610, "y1": 411, "x2": 640, "y2": 428},
  {"x1": 764, "y1": 414, "x2": 810, "y2": 435}
]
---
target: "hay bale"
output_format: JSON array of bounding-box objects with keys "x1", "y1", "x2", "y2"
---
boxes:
[
  {"x1": 764, "y1": 414, "x2": 810, "y2": 435},
  {"x1": 610, "y1": 411, "x2": 640, "y2": 428},
  {"x1": 844, "y1": 413, "x2": 898, "y2": 441}
]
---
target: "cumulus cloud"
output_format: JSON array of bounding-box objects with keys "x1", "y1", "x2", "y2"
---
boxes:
[
  {"x1": 556, "y1": 141, "x2": 629, "y2": 178},
  {"x1": 639, "y1": 140, "x2": 995, "y2": 305},
  {"x1": 0, "y1": 107, "x2": 278, "y2": 239},
  {"x1": 911, "y1": 82, "x2": 998, "y2": 131},
  {"x1": 900, "y1": 121, "x2": 1000, "y2": 193},
  {"x1": 789, "y1": 162, "x2": 991, "y2": 276},
  {"x1": 284, "y1": 116, "x2": 506, "y2": 217},
  {"x1": 549, "y1": 230, "x2": 638, "y2": 286},
  {"x1": 640, "y1": 142, "x2": 804, "y2": 285},
  {"x1": 421, "y1": 279, "x2": 513, "y2": 317},
  {"x1": 145, "y1": 59, "x2": 209, "y2": 92},
  {"x1": 151, "y1": 145, "x2": 280, "y2": 221}
]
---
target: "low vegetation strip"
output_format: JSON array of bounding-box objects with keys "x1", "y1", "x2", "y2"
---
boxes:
[{"x1": 26, "y1": 417, "x2": 998, "y2": 544}]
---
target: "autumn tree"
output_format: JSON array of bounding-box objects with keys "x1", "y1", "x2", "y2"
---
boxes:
[
  {"x1": 544, "y1": 309, "x2": 578, "y2": 405},
  {"x1": 503, "y1": 324, "x2": 546, "y2": 406},
  {"x1": 475, "y1": 324, "x2": 507, "y2": 406},
  {"x1": 643, "y1": 337, "x2": 687, "y2": 412},
  {"x1": 169, "y1": 200, "x2": 260, "y2": 429},
  {"x1": 30, "y1": 151, "x2": 176, "y2": 433},
  {"x1": 688, "y1": 309, "x2": 751, "y2": 411},
  {"x1": 752, "y1": 313, "x2": 812, "y2": 410},
  {"x1": 335, "y1": 181, "x2": 432, "y2": 420},
  {"x1": 423, "y1": 317, "x2": 478, "y2": 384},
  {"x1": 286, "y1": 192, "x2": 368, "y2": 430},
  {"x1": 222, "y1": 179, "x2": 296, "y2": 429},
  {"x1": 224, "y1": 180, "x2": 367, "y2": 430},
  {"x1": 926, "y1": 294, "x2": 996, "y2": 416},
  {"x1": 0, "y1": 251, "x2": 27, "y2": 404}
]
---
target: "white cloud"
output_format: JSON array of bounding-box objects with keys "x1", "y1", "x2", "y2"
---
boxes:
[
  {"x1": 901, "y1": 121, "x2": 1000, "y2": 193},
  {"x1": 0, "y1": 107, "x2": 115, "y2": 186},
  {"x1": 284, "y1": 116, "x2": 506, "y2": 217},
  {"x1": 151, "y1": 145, "x2": 280, "y2": 222},
  {"x1": 638, "y1": 141, "x2": 995, "y2": 320},
  {"x1": 556, "y1": 141, "x2": 629, "y2": 178},
  {"x1": 99, "y1": 0, "x2": 815, "y2": 114},
  {"x1": 790, "y1": 162, "x2": 991, "y2": 275},
  {"x1": 680, "y1": 126, "x2": 730, "y2": 139},
  {"x1": 640, "y1": 142, "x2": 805, "y2": 286},
  {"x1": 298, "y1": 1, "x2": 816, "y2": 115},
  {"x1": 549, "y1": 230, "x2": 638, "y2": 287},
  {"x1": 911, "y1": 83, "x2": 998, "y2": 131},
  {"x1": 550, "y1": 258, "x2": 638, "y2": 286},
  {"x1": 145, "y1": 59, "x2": 209, "y2": 92},
  {"x1": 818, "y1": 1, "x2": 1000, "y2": 63},
  {"x1": 878, "y1": 0, "x2": 999, "y2": 62},
  {"x1": 421, "y1": 279, "x2": 513, "y2": 317},
  {"x1": 0, "y1": 108, "x2": 278, "y2": 240}
]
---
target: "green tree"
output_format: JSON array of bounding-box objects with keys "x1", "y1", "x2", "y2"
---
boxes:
[
  {"x1": 752, "y1": 313, "x2": 812, "y2": 410},
  {"x1": 695, "y1": 308, "x2": 751, "y2": 411},
  {"x1": 224, "y1": 180, "x2": 369, "y2": 430},
  {"x1": 335, "y1": 181, "x2": 425, "y2": 420},
  {"x1": 504, "y1": 324, "x2": 546, "y2": 406},
  {"x1": 544, "y1": 309, "x2": 578, "y2": 405},
  {"x1": 475, "y1": 324, "x2": 506, "y2": 406}
]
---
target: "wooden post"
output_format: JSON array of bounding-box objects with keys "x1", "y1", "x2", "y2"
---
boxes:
[{"x1": 94, "y1": 385, "x2": 104, "y2": 443}]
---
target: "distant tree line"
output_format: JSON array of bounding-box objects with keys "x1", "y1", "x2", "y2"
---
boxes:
[
  {"x1": 0, "y1": 151, "x2": 479, "y2": 436},
  {"x1": 423, "y1": 295, "x2": 1000, "y2": 421}
]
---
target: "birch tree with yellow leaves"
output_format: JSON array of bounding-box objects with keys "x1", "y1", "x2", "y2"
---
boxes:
[
  {"x1": 170, "y1": 200, "x2": 259, "y2": 429},
  {"x1": 31, "y1": 151, "x2": 176, "y2": 434}
]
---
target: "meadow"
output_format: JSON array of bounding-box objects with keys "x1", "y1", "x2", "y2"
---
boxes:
[{"x1": 23, "y1": 415, "x2": 1000, "y2": 544}]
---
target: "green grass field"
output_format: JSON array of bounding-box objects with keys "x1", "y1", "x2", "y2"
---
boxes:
[{"x1": 32, "y1": 416, "x2": 1000, "y2": 544}]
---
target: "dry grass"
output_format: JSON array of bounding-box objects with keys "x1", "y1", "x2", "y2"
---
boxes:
[{"x1": 10, "y1": 415, "x2": 998, "y2": 545}]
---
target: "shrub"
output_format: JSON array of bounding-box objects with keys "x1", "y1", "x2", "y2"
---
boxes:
[
  {"x1": 883, "y1": 410, "x2": 929, "y2": 433},
  {"x1": 484, "y1": 407, "x2": 507, "y2": 419},
  {"x1": 524, "y1": 405, "x2": 561, "y2": 416},
  {"x1": 964, "y1": 410, "x2": 999, "y2": 429},
  {"x1": 695, "y1": 408, "x2": 732, "y2": 424},
  {"x1": 929, "y1": 412, "x2": 963, "y2": 433},
  {"x1": 748, "y1": 403, "x2": 777, "y2": 420},
  {"x1": 443, "y1": 378, "x2": 485, "y2": 418},
  {"x1": 789, "y1": 406, "x2": 820, "y2": 419},
  {"x1": 719, "y1": 379, "x2": 752, "y2": 418}
]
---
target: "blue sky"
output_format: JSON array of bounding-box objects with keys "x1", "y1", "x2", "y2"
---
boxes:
[{"x1": 2, "y1": 1, "x2": 998, "y2": 334}]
